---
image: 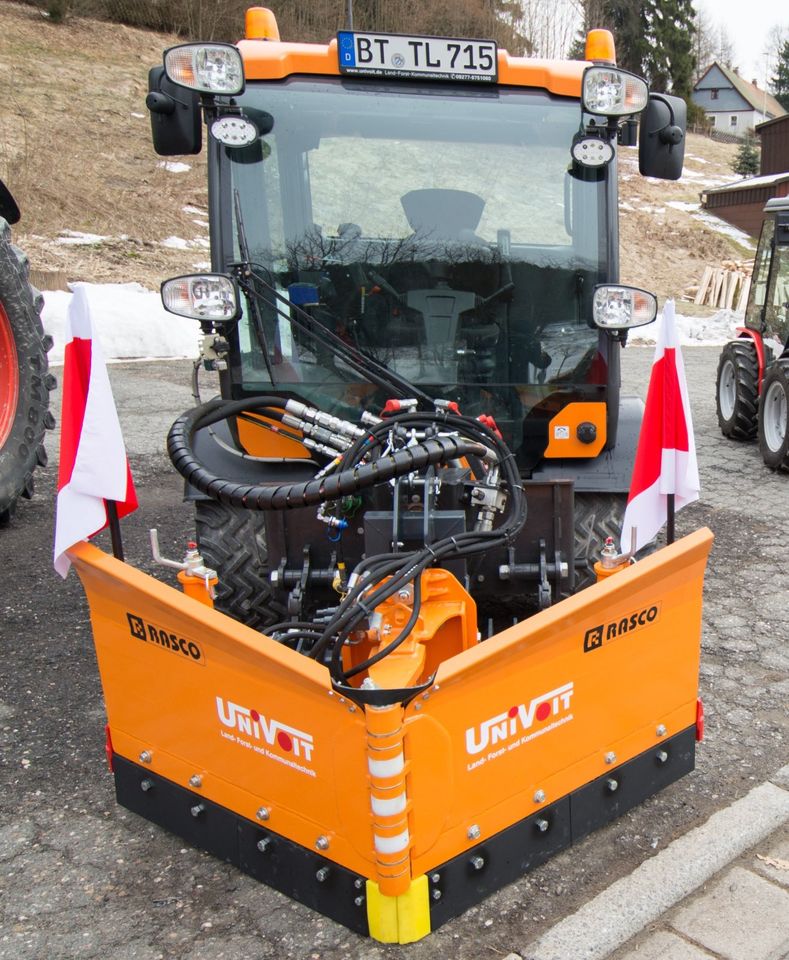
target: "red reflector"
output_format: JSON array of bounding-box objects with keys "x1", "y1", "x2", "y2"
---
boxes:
[
  {"x1": 105, "y1": 723, "x2": 115, "y2": 772},
  {"x1": 695, "y1": 698, "x2": 705, "y2": 742}
]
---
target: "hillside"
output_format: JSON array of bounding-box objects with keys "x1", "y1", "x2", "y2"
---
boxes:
[{"x1": 0, "y1": 2, "x2": 749, "y2": 300}]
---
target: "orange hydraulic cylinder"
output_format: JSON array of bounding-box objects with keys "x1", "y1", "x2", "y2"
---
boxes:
[{"x1": 365, "y1": 703, "x2": 411, "y2": 896}]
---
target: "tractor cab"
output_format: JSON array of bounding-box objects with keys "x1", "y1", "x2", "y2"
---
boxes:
[{"x1": 715, "y1": 197, "x2": 789, "y2": 469}]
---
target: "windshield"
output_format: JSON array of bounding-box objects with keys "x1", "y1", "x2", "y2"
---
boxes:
[{"x1": 220, "y1": 77, "x2": 611, "y2": 457}]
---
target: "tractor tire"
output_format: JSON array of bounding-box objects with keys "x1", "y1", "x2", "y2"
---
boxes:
[
  {"x1": 194, "y1": 499, "x2": 280, "y2": 630},
  {"x1": 716, "y1": 340, "x2": 759, "y2": 440},
  {"x1": 757, "y1": 358, "x2": 789, "y2": 472},
  {"x1": 573, "y1": 491, "x2": 627, "y2": 591},
  {"x1": 0, "y1": 217, "x2": 55, "y2": 526}
]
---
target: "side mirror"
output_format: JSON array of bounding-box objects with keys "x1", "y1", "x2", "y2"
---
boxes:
[
  {"x1": 639, "y1": 93, "x2": 686, "y2": 181},
  {"x1": 0, "y1": 179, "x2": 20, "y2": 225},
  {"x1": 146, "y1": 66, "x2": 202, "y2": 157}
]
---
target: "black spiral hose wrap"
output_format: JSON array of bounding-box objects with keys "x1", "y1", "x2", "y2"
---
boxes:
[{"x1": 167, "y1": 398, "x2": 489, "y2": 510}]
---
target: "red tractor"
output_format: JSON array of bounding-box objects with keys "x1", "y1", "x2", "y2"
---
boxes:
[{"x1": 716, "y1": 197, "x2": 789, "y2": 470}]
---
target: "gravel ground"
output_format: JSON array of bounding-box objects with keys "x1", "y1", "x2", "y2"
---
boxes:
[{"x1": 0, "y1": 345, "x2": 787, "y2": 960}]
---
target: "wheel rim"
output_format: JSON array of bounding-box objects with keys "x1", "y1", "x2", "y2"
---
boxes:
[
  {"x1": 0, "y1": 301, "x2": 20, "y2": 449},
  {"x1": 718, "y1": 358, "x2": 736, "y2": 420},
  {"x1": 763, "y1": 380, "x2": 787, "y2": 453}
]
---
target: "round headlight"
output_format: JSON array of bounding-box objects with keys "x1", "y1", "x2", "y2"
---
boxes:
[
  {"x1": 571, "y1": 135, "x2": 614, "y2": 167},
  {"x1": 210, "y1": 115, "x2": 259, "y2": 147}
]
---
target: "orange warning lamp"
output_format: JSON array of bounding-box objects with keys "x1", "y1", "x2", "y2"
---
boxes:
[
  {"x1": 585, "y1": 29, "x2": 616, "y2": 64},
  {"x1": 245, "y1": 6, "x2": 280, "y2": 40}
]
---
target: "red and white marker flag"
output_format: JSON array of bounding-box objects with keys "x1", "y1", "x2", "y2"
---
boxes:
[
  {"x1": 54, "y1": 285, "x2": 137, "y2": 577},
  {"x1": 620, "y1": 300, "x2": 700, "y2": 553}
]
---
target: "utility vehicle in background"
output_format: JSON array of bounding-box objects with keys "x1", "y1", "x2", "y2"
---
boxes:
[
  {"x1": 64, "y1": 9, "x2": 713, "y2": 944},
  {"x1": 716, "y1": 197, "x2": 789, "y2": 470}
]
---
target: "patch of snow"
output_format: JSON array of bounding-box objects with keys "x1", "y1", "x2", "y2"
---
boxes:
[
  {"x1": 690, "y1": 210, "x2": 756, "y2": 249},
  {"x1": 161, "y1": 236, "x2": 190, "y2": 250},
  {"x1": 192, "y1": 261, "x2": 211, "y2": 270},
  {"x1": 619, "y1": 201, "x2": 636, "y2": 211},
  {"x1": 158, "y1": 161, "x2": 191, "y2": 174},
  {"x1": 667, "y1": 200, "x2": 699, "y2": 212},
  {"x1": 55, "y1": 230, "x2": 107, "y2": 246},
  {"x1": 637, "y1": 205, "x2": 665, "y2": 214},
  {"x1": 130, "y1": 112, "x2": 145, "y2": 119},
  {"x1": 161, "y1": 235, "x2": 209, "y2": 250},
  {"x1": 629, "y1": 308, "x2": 740, "y2": 346},
  {"x1": 183, "y1": 205, "x2": 207, "y2": 216},
  {"x1": 191, "y1": 219, "x2": 210, "y2": 228},
  {"x1": 684, "y1": 154, "x2": 708, "y2": 164},
  {"x1": 41, "y1": 283, "x2": 200, "y2": 364}
]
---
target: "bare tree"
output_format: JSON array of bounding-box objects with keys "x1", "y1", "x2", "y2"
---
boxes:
[
  {"x1": 692, "y1": 6, "x2": 717, "y2": 82},
  {"x1": 717, "y1": 23, "x2": 735, "y2": 69},
  {"x1": 517, "y1": 0, "x2": 581, "y2": 59}
]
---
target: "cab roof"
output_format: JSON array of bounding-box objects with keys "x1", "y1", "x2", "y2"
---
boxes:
[{"x1": 237, "y1": 37, "x2": 588, "y2": 98}]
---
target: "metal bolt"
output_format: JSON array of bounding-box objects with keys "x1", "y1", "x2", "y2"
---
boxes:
[
  {"x1": 535, "y1": 818, "x2": 550, "y2": 833},
  {"x1": 606, "y1": 778, "x2": 619, "y2": 793},
  {"x1": 315, "y1": 835, "x2": 330, "y2": 851},
  {"x1": 533, "y1": 789, "x2": 546, "y2": 804},
  {"x1": 430, "y1": 873, "x2": 441, "y2": 884},
  {"x1": 189, "y1": 774, "x2": 202, "y2": 788},
  {"x1": 139, "y1": 750, "x2": 152, "y2": 764},
  {"x1": 315, "y1": 867, "x2": 330, "y2": 883},
  {"x1": 190, "y1": 803, "x2": 205, "y2": 818},
  {"x1": 348, "y1": 704, "x2": 356, "y2": 713},
  {"x1": 656, "y1": 724, "x2": 667, "y2": 738},
  {"x1": 354, "y1": 896, "x2": 365, "y2": 907},
  {"x1": 604, "y1": 751, "x2": 617, "y2": 765},
  {"x1": 256, "y1": 807, "x2": 270, "y2": 822},
  {"x1": 432, "y1": 888, "x2": 442, "y2": 900},
  {"x1": 140, "y1": 778, "x2": 153, "y2": 792},
  {"x1": 422, "y1": 692, "x2": 430, "y2": 701},
  {"x1": 467, "y1": 824, "x2": 481, "y2": 840},
  {"x1": 413, "y1": 702, "x2": 421, "y2": 711},
  {"x1": 256, "y1": 838, "x2": 270, "y2": 853},
  {"x1": 354, "y1": 878, "x2": 365, "y2": 890},
  {"x1": 398, "y1": 589, "x2": 410, "y2": 601},
  {"x1": 656, "y1": 749, "x2": 669, "y2": 764},
  {"x1": 470, "y1": 855, "x2": 485, "y2": 871}
]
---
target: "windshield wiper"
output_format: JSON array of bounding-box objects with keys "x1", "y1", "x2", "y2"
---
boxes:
[
  {"x1": 229, "y1": 193, "x2": 432, "y2": 405},
  {"x1": 234, "y1": 262, "x2": 434, "y2": 407}
]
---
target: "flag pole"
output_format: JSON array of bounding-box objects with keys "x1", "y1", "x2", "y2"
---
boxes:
[
  {"x1": 667, "y1": 493, "x2": 675, "y2": 544},
  {"x1": 105, "y1": 500, "x2": 125, "y2": 561}
]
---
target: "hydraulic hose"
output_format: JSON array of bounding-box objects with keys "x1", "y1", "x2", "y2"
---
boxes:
[{"x1": 167, "y1": 398, "x2": 489, "y2": 511}]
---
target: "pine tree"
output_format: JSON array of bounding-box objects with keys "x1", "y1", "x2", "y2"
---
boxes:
[
  {"x1": 732, "y1": 138, "x2": 760, "y2": 177},
  {"x1": 771, "y1": 39, "x2": 789, "y2": 112},
  {"x1": 641, "y1": 0, "x2": 696, "y2": 97}
]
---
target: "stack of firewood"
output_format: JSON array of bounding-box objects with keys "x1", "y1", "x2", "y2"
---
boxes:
[{"x1": 682, "y1": 259, "x2": 754, "y2": 311}]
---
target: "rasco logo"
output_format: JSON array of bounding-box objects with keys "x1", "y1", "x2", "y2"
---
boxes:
[
  {"x1": 126, "y1": 612, "x2": 204, "y2": 664},
  {"x1": 583, "y1": 603, "x2": 661, "y2": 653},
  {"x1": 465, "y1": 682, "x2": 574, "y2": 759},
  {"x1": 216, "y1": 696, "x2": 316, "y2": 776}
]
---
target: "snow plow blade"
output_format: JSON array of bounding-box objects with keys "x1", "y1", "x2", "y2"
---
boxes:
[{"x1": 69, "y1": 526, "x2": 712, "y2": 943}]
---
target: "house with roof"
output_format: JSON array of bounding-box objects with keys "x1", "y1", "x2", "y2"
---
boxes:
[
  {"x1": 700, "y1": 114, "x2": 789, "y2": 236},
  {"x1": 692, "y1": 62, "x2": 786, "y2": 139}
]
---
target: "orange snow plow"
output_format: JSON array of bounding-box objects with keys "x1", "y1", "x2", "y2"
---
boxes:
[{"x1": 70, "y1": 526, "x2": 711, "y2": 942}]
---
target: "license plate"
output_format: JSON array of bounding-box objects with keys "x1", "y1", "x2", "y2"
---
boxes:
[{"x1": 337, "y1": 31, "x2": 498, "y2": 83}]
